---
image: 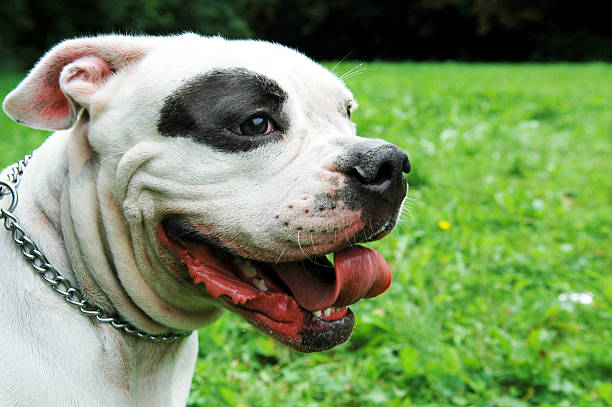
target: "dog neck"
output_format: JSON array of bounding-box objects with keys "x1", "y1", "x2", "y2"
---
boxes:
[{"x1": 13, "y1": 119, "x2": 216, "y2": 337}]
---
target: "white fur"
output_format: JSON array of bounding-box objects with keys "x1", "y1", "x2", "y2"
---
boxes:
[{"x1": 0, "y1": 34, "x2": 379, "y2": 405}]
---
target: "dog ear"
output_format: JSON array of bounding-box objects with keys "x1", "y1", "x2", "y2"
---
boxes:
[{"x1": 2, "y1": 35, "x2": 160, "y2": 131}]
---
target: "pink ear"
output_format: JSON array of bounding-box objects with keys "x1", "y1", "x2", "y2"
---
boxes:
[
  {"x1": 2, "y1": 35, "x2": 159, "y2": 131},
  {"x1": 60, "y1": 55, "x2": 112, "y2": 107}
]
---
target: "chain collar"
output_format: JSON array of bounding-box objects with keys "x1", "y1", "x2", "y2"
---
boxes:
[{"x1": 0, "y1": 155, "x2": 191, "y2": 343}]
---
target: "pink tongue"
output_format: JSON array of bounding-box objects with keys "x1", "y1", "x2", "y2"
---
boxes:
[{"x1": 272, "y1": 246, "x2": 392, "y2": 311}]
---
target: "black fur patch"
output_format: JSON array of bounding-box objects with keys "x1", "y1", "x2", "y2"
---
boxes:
[{"x1": 157, "y1": 68, "x2": 289, "y2": 152}]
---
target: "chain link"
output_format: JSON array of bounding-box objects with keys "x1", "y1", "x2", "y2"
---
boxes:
[{"x1": 0, "y1": 155, "x2": 191, "y2": 343}]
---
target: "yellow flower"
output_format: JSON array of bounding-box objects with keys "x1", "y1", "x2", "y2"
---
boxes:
[{"x1": 438, "y1": 220, "x2": 451, "y2": 230}]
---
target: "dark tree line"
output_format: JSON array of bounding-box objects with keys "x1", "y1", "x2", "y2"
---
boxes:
[{"x1": 1, "y1": 0, "x2": 609, "y2": 69}]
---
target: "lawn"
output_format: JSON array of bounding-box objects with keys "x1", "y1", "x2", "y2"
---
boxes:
[{"x1": 1, "y1": 63, "x2": 611, "y2": 406}]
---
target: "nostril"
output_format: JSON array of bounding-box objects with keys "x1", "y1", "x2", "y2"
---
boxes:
[
  {"x1": 376, "y1": 161, "x2": 394, "y2": 183},
  {"x1": 352, "y1": 160, "x2": 394, "y2": 186},
  {"x1": 348, "y1": 167, "x2": 366, "y2": 184}
]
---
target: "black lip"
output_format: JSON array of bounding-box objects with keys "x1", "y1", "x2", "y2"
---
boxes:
[
  {"x1": 362, "y1": 217, "x2": 396, "y2": 242},
  {"x1": 162, "y1": 217, "x2": 237, "y2": 254},
  {"x1": 299, "y1": 308, "x2": 355, "y2": 352},
  {"x1": 220, "y1": 296, "x2": 355, "y2": 353}
]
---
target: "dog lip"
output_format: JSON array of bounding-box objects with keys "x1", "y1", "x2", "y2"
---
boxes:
[
  {"x1": 363, "y1": 217, "x2": 396, "y2": 242},
  {"x1": 161, "y1": 217, "x2": 237, "y2": 255},
  {"x1": 157, "y1": 220, "x2": 359, "y2": 351},
  {"x1": 220, "y1": 297, "x2": 355, "y2": 352},
  {"x1": 298, "y1": 308, "x2": 355, "y2": 352}
]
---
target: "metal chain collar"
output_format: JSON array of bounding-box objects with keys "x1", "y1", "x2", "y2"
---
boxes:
[{"x1": 0, "y1": 155, "x2": 190, "y2": 343}]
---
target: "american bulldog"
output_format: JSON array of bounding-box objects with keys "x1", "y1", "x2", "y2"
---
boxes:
[{"x1": 0, "y1": 34, "x2": 410, "y2": 406}]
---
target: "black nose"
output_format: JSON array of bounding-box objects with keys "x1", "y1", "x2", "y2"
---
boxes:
[{"x1": 344, "y1": 142, "x2": 410, "y2": 194}]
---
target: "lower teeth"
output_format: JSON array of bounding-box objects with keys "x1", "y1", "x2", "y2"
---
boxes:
[
  {"x1": 312, "y1": 307, "x2": 343, "y2": 318},
  {"x1": 253, "y1": 278, "x2": 268, "y2": 292}
]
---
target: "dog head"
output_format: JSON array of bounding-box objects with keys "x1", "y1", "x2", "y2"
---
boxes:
[{"x1": 3, "y1": 34, "x2": 410, "y2": 351}]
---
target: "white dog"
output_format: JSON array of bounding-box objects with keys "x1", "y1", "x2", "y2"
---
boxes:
[{"x1": 0, "y1": 34, "x2": 410, "y2": 406}]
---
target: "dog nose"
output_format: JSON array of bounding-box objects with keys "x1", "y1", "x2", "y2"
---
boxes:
[{"x1": 345, "y1": 142, "x2": 410, "y2": 194}]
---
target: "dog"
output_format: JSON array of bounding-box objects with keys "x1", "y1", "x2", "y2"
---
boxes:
[{"x1": 0, "y1": 34, "x2": 410, "y2": 406}]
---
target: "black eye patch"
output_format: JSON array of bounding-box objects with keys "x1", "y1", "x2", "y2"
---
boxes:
[{"x1": 157, "y1": 68, "x2": 289, "y2": 152}]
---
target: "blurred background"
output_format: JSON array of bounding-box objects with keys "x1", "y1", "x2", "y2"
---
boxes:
[
  {"x1": 1, "y1": 2, "x2": 611, "y2": 406},
  {"x1": 0, "y1": 0, "x2": 610, "y2": 70}
]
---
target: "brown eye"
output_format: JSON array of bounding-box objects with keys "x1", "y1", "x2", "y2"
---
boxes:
[{"x1": 235, "y1": 116, "x2": 274, "y2": 136}]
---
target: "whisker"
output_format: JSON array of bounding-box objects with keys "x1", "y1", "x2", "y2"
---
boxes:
[
  {"x1": 394, "y1": 226, "x2": 401, "y2": 239},
  {"x1": 403, "y1": 196, "x2": 421, "y2": 204},
  {"x1": 294, "y1": 230, "x2": 328, "y2": 267},
  {"x1": 330, "y1": 50, "x2": 355, "y2": 73},
  {"x1": 274, "y1": 244, "x2": 288, "y2": 264},
  {"x1": 338, "y1": 63, "x2": 364, "y2": 81},
  {"x1": 340, "y1": 69, "x2": 365, "y2": 82},
  {"x1": 297, "y1": 229, "x2": 304, "y2": 256},
  {"x1": 400, "y1": 208, "x2": 415, "y2": 223},
  {"x1": 309, "y1": 231, "x2": 319, "y2": 257}
]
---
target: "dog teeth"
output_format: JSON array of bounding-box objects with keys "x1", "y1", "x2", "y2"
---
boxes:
[
  {"x1": 312, "y1": 307, "x2": 344, "y2": 318},
  {"x1": 234, "y1": 258, "x2": 257, "y2": 278},
  {"x1": 254, "y1": 278, "x2": 267, "y2": 292},
  {"x1": 242, "y1": 263, "x2": 257, "y2": 278}
]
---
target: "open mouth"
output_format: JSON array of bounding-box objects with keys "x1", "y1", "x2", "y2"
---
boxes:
[{"x1": 157, "y1": 218, "x2": 392, "y2": 352}]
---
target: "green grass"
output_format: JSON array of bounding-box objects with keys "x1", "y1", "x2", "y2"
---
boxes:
[{"x1": 2, "y1": 63, "x2": 611, "y2": 406}]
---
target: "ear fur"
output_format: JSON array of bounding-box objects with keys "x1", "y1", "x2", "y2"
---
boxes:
[{"x1": 2, "y1": 35, "x2": 161, "y2": 131}]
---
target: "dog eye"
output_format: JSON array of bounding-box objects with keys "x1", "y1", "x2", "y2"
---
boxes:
[{"x1": 234, "y1": 116, "x2": 274, "y2": 136}]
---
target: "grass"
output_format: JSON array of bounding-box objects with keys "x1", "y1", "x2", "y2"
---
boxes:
[{"x1": 1, "y1": 62, "x2": 611, "y2": 406}]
